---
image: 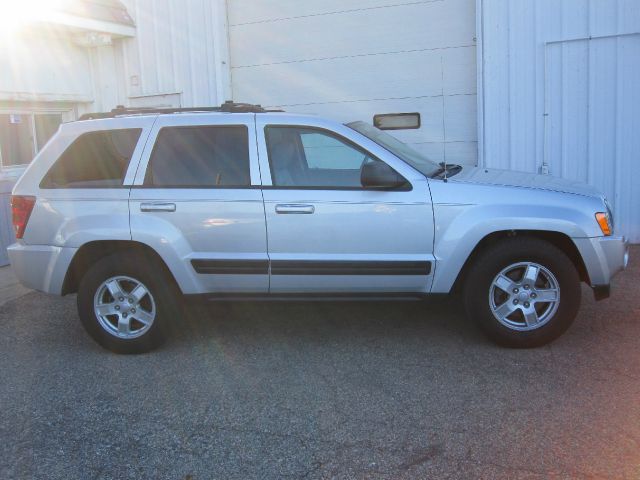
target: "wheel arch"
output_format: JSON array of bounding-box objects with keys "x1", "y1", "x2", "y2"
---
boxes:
[
  {"x1": 62, "y1": 240, "x2": 182, "y2": 295},
  {"x1": 450, "y1": 230, "x2": 589, "y2": 294}
]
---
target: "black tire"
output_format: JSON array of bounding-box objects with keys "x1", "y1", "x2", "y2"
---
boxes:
[
  {"x1": 463, "y1": 237, "x2": 581, "y2": 348},
  {"x1": 77, "y1": 252, "x2": 180, "y2": 354}
]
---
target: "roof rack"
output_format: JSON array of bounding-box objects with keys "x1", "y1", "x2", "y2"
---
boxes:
[{"x1": 78, "y1": 101, "x2": 283, "y2": 120}]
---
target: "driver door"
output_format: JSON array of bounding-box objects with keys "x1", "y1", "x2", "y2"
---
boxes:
[{"x1": 256, "y1": 117, "x2": 435, "y2": 294}]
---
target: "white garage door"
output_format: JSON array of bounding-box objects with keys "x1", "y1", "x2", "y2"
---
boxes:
[{"x1": 227, "y1": 0, "x2": 478, "y2": 165}]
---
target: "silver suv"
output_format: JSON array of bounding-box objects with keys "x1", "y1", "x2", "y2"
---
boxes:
[{"x1": 8, "y1": 103, "x2": 629, "y2": 353}]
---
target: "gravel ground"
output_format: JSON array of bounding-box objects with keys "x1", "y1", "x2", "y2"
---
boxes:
[{"x1": 0, "y1": 246, "x2": 638, "y2": 479}]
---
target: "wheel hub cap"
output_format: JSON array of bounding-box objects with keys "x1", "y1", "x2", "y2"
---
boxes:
[
  {"x1": 489, "y1": 262, "x2": 560, "y2": 332},
  {"x1": 94, "y1": 276, "x2": 156, "y2": 339}
]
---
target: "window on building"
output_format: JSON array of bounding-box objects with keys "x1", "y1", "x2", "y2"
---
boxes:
[
  {"x1": 34, "y1": 114, "x2": 64, "y2": 150},
  {"x1": 40, "y1": 129, "x2": 142, "y2": 188},
  {"x1": 0, "y1": 114, "x2": 33, "y2": 167},
  {"x1": 266, "y1": 126, "x2": 377, "y2": 188},
  {"x1": 144, "y1": 126, "x2": 251, "y2": 187},
  {"x1": 0, "y1": 113, "x2": 63, "y2": 168}
]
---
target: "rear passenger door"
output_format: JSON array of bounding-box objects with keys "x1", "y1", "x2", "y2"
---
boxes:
[{"x1": 129, "y1": 114, "x2": 268, "y2": 294}]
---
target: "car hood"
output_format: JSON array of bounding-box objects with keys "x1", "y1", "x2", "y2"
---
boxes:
[{"x1": 448, "y1": 166, "x2": 602, "y2": 198}]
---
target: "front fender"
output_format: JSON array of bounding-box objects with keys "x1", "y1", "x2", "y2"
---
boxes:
[{"x1": 428, "y1": 183, "x2": 604, "y2": 293}]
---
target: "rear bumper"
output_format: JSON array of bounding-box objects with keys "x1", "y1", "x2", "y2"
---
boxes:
[
  {"x1": 573, "y1": 235, "x2": 629, "y2": 300},
  {"x1": 7, "y1": 243, "x2": 77, "y2": 295}
]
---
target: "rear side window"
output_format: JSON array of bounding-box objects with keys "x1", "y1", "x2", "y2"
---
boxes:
[
  {"x1": 144, "y1": 126, "x2": 250, "y2": 187},
  {"x1": 40, "y1": 128, "x2": 141, "y2": 188}
]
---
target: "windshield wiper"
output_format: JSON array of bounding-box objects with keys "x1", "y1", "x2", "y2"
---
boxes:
[{"x1": 431, "y1": 162, "x2": 462, "y2": 180}]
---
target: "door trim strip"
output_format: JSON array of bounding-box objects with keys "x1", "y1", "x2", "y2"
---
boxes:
[
  {"x1": 191, "y1": 259, "x2": 432, "y2": 276},
  {"x1": 191, "y1": 259, "x2": 269, "y2": 275},
  {"x1": 270, "y1": 260, "x2": 431, "y2": 276}
]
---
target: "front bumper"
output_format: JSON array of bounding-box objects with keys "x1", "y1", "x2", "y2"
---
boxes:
[
  {"x1": 573, "y1": 235, "x2": 629, "y2": 300},
  {"x1": 7, "y1": 242, "x2": 77, "y2": 295}
]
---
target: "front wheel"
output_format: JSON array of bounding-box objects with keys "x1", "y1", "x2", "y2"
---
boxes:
[
  {"x1": 463, "y1": 237, "x2": 581, "y2": 347},
  {"x1": 77, "y1": 252, "x2": 178, "y2": 353}
]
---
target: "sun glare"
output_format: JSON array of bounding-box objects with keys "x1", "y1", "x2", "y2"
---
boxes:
[{"x1": 0, "y1": 0, "x2": 67, "y2": 32}]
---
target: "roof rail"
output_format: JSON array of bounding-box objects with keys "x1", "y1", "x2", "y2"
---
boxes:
[{"x1": 78, "y1": 101, "x2": 283, "y2": 120}]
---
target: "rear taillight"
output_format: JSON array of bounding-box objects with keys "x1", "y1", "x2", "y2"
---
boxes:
[{"x1": 11, "y1": 195, "x2": 36, "y2": 239}]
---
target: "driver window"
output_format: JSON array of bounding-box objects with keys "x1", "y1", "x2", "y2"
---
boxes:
[{"x1": 266, "y1": 126, "x2": 377, "y2": 188}]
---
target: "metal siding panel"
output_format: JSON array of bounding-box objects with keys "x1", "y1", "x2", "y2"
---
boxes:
[
  {"x1": 589, "y1": 0, "x2": 619, "y2": 37},
  {"x1": 152, "y1": 0, "x2": 174, "y2": 95},
  {"x1": 507, "y1": 0, "x2": 537, "y2": 173},
  {"x1": 561, "y1": 0, "x2": 590, "y2": 39},
  {"x1": 186, "y1": 1, "x2": 204, "y2": 104},
  {"x1": 229, "y1": 0, "x2": 476, "y2": 163},
  {"x1": 559, "y1": 41, "x2": 589, "y2": 182},
  {"x1": 119, "y1": 0, "x2": 228, "y2": 108},
  {"x1": 587, "y1": 38, "x2": 617, "y2": 200},
  {"x1": 280, "y1": 96, "x2": 446, "y2": 144},
  {"x1": 615, "y1": 35, "x2": 640, "y2": 241},
  {"x1": 481, "y1": 0, "x2": 640, "y2": 241},
  {"x1": 546, "y1": 43, "x2": 564, "y2": 177},
  {"x1": 134, "y1": 0, "x2": 160, "y2": 95},
  {"x1": 558, "y1": 1, "x2": 589, "y2": 182},
  {"x1": 229, "y1": 0, "x2": 413, "y2": 25},
  {"x1": 617, "y1": 0, "x2": 640, "y2": 33},
  {"x1": 204, "y1": 0, "x2": 219, "y2": 104},
  {"x1": 481, "y1": 0, "x2": 510, "y2": 170},
  {"x1": 533, "y1": 0, "x2": 557, "y2": 171},
  {"x1": 443, "y1": 94, "x2": 477, "y2": 142},
  {"x1": 0, "y1": 34, "x2": 92, "y2": 101},
  {"x1": 233, "y1": 49, "x2": 444, "y2": 106},
  {"x1": 230, "y1": 0, "x2": 474, "y2": 67},
  {"x1": 538, "y1": 0, "x2": 563, "y2": 177},
  {"x1": 442, "y1": 46, "x2": 477, "y2": 95},
  {"x1": 92, "y1": 46, "x2": 120, "y2": 111},
  {"x1": 443, "y1": 141, "x2": 478, "y2": 165}
]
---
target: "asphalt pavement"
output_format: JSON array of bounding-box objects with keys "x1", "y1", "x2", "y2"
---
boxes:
[{"x1": 1, "y1": 247, "x2": 638, "y2": 479}]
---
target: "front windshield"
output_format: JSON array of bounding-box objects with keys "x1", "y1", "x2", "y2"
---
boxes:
[{"x1": 346, "y1": 121, "x2": 441, "y2": 177}]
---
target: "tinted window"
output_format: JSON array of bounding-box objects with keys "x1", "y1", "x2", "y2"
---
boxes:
[
  {"x1": 0, "y1": 114, "x2": 33, "y2": 167},
  {"x1": 40, "y1": 128, "x2": 141, "y2": 188},
  {"x1": 145, "y1": 126, "x2": 250, "y2": 187},
  {"x1": 266, "y1": 126, "x2": 388, "y2": 188},
  {"x1": 34, "y1": 114, "x2": 63, "y2": 150}
]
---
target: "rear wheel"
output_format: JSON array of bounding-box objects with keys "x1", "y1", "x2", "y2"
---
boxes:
[
  {"x1": 463, "y1": 237, "x2": 581, "y2": 347},
  {"x1": 77, "y1": 252, "x2": 179, "y2": 353}
]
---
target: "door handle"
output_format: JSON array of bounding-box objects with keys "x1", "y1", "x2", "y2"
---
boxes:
[
  {"x1": 140, "y1": 202, "x2": 176, "y2": 212},
  {"x1": 275, "y1": 204, "x2": 315, "y2": 214}
]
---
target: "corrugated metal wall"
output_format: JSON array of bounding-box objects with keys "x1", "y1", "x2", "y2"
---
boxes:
[
  {"x1": 81, "y1": 0, "x2": 231, "y2": 114},
  {"x1": 0, "y1": 31, "x2": 93, "y2": 103},
  {"x1": 228, "y1": 0, "x2": 478, "y2": 165},
  {"x1": 0, "y1": 1, "x2": 230, "y2": 114},
  {"x1": 479, "y1": 0, "x2": 640, "y2": 241}
]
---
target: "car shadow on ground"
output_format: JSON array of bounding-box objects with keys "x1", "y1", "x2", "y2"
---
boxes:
[{"x1": 166, "y1": 294, "x2": 487, "y2": 352}]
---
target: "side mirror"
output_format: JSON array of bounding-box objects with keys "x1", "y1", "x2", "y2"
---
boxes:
[{"x1": 361, "y1": 161, "x2": 408, "y2": 189}]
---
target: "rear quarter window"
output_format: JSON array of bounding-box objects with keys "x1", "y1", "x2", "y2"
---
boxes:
[{"x1": 40, "y1": 128, "x2": 142, "y2": 188}]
